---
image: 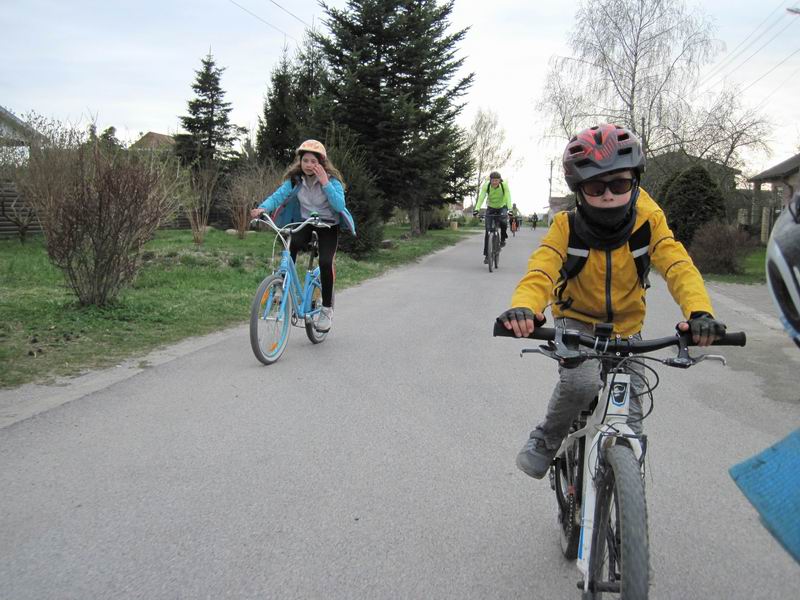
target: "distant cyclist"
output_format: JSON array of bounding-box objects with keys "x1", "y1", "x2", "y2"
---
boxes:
[
  {"x1": 531, "y1": 212, "x2": 539, "y2": 230},
  {"x1": 509, "y1": 203, "x2": 520, "y2": 236},
  {"x1": 474, "y1": 170, "x2": 512, "y2": 263}
]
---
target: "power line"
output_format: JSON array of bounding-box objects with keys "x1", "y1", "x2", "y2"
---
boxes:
[
  {"x1": 266, "y1": 0, "x2": 311, "y2": 27},
  {"x1": 227, "y1": 0, "x2": 298, "y2": 42},
  {"x1": 698, "y1": 13, "x2": 798, "y2": 95},
  {"x1": 702, "y1": 0, "x2": 791, "y2": 83},
  {"x1": 755, "y1": 62, "x2": 800, "y2": 109},
  {"x1": 740, "y1": 46, "x2": 800, "y2": 94}
]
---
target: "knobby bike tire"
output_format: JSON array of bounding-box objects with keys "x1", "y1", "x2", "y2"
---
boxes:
[
  {"x1": 488, "y1": 232, "x2": 494, "y2": 273},
  {"x1": 586, "y1": 445, "x2": 649, "y2": 599},
  {"x1": 304, "y1": 275, "x2": 329, "y2": 344},
  {"x1": 554, "y1": 437, "x2": 583, "y2": 559},
  {"x1": 250, "y1": 274, "x2": 292, "y2": 365}
]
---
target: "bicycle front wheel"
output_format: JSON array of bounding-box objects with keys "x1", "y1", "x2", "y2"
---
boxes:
[
  {"x1": 250, "y1": 274, "x2": 292, "y2": 365},
  {"x1": 304, "y1": 276, "x2": 329, "y2": 344},
  {"x1": 488, "y1": 233, "x2": 495, "y2": 273},
  {"x1": 493, "y1": 233, "x2": 500, "y2": 269},
  {"x1": 586, "y1": 445, "x2": 649, "y2": 599}
]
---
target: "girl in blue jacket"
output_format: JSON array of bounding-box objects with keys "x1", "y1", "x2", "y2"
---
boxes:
[{"x1": 251, "y1": 140, "x2": 356, "y2": 332}]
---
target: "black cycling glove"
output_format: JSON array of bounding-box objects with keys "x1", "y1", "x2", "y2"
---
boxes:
[
  {"x1": 687, "y1": 312, "x2": 727, "y2": 340},
  {"x1": 497, "y1": 308, "x2": 545, "y2": 328}
]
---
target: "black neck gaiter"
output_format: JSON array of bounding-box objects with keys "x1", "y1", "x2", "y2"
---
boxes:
[{"x1": 574, "y1": 187, "x2": 640, "y2": 250}]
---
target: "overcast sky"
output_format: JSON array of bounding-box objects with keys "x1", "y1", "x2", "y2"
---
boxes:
[{"x1": 3, "y1": 0, "x2": 799, "y2": 214}]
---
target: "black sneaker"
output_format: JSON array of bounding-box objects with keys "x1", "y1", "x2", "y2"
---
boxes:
[
  {"x1": 483, "y1": 256, "x2": 489, "y2": 264},
  {"x1": 516, "y1": 436, "x2": 558, "y2": 479},
  {"x1": 500, "y1": 241, "x2": 506, "y2": 248}
]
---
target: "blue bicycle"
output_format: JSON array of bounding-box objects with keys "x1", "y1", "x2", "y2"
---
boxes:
[{"x1": 249, "y1": 212, "x2": 332, "y2": 365}]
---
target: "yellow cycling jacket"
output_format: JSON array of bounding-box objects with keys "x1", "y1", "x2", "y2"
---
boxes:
[{"x1": 510, "y1": 190, "x2": 714, "y2": 336}]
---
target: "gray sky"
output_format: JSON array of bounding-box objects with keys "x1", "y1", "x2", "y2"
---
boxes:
[{"x1": 3, "y1": 0, "x2": 799, "y2": 214}]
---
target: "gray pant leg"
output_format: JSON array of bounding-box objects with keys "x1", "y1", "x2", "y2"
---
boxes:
[{"x1": 531, "y1": 319, "x2": 647, "y2": 448}]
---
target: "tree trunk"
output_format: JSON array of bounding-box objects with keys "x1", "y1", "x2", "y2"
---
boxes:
[{"x1": 409, "y1": 203, "x2": 423, "y2": 236}]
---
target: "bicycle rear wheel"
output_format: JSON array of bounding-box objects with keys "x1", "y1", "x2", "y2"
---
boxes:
[
  {"x1": 250, "y1": 274, "x2": 292, "y2": 365},
  {"x1": 554, "y1": 437, "x2": 582, "y2": 559},
  {"x1": 586, "y1": 445, "x2": 649, "y2": 599},
  {"x1": 304, "y1": 276, "x2": 329, "y2": 344}
]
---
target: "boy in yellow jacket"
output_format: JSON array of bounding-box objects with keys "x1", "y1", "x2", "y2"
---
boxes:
[{"x1": 499, "y1": 124, "x2": 727, "y2": 479}]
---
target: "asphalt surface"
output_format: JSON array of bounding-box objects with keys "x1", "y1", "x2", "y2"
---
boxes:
[{"x1": 1, "y1": 227, "x2": 798, "y2": 599}]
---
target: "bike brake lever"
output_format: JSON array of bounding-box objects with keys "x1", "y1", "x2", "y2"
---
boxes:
[{"x1": 694, "y1": 354, "x2": 727, "y2": 366}]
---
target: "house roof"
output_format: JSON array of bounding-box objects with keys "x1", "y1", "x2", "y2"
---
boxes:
[
  {"x1": 649, "y1": 150, "x2": 742, "y2": 176},
  {"x1": 748, "y1": 152, "x2": 800, "y2": 183},
  {"x1": 0, "y1": 105, "x2": 43, "y2": 146},
  {"x1": 130, "y1": 131, "x2": 176, "y2": 150}
]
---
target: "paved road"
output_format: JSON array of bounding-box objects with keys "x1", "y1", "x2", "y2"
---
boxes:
[{"x1": 2, "y1": 227, "x2": 798, "y2": 599}]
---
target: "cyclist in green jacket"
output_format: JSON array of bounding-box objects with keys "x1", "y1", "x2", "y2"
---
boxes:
[{"x1": 474, "y1": 171, "x2": 512, "y2": 263}]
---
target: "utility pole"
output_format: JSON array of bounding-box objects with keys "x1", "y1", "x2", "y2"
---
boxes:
[{"x1": 548, "y1": 159, "x2": 553, "y2": 209}]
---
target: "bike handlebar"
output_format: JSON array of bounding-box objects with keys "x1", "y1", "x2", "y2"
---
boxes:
[
  {"x1": 492, "y1": 321, "x2": 746, "y2": 352},
  {"x1": 251, "y1": 212, "x2": 334, "y2": 236}
]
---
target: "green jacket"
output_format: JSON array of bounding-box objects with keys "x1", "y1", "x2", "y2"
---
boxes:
[{"x1": 476, "y1": 180, "x2": 512, "y2": 211}]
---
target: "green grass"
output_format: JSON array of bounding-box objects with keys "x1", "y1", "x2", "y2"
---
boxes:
[
  {"x1": 703, "y1": 246, "x2": 766, "y2": 285},
  {"x1": 0, "y1": 226, "x2": 475, "y2": 388}
]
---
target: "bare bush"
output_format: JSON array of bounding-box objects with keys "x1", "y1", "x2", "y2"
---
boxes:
[
  {"x1": 13, "y1": 124, "x2": 181, "y2": 306},
  {"x1": 225, "y1": 162, "x2": 282, "y2": 238},
  {"x1": 689, "y1": 221, "x2": 755, "y2": 275},
  {"x1": 178, "y1": 164, "x2": 221, "y2": 245}
]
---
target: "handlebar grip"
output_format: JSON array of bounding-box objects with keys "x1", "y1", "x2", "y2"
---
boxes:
[
  {"x1": 711, "y1": 331, "x2": 746, "y2": 346},
  {"x1": 492, "y1": 320, "x2": 554, "y2": 340}
]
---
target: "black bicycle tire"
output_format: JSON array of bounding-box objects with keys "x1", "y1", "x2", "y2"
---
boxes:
[
  {"x1": 493, "y1": 233, "x2": 500, "y2": 269},
  {"x1": 250, "y1": 274, "x2": 292, "y2": 365},
  {"x1": 554, "y1": 438, "x2": 582, "y2": 559},
  {"x1": 488, "y1": 232, "x2": 494, "y2": 272},
  {"x1": 304, "y1": 276, "x2": 329, "y2": 344},
  {"x1": 586, "y1": 445, "x2": 649, "y2": 599}
]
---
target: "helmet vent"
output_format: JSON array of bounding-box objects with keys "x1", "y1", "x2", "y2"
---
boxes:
[
  {"x1": 575, "y1": 158, "x2": 591, "y2": 168},
  {"x1": 618, "y1": 147, "x2": 632, "y2": 155},
  {"x1": 618, "y1": 132, "x2": 629, "y2": 141}
]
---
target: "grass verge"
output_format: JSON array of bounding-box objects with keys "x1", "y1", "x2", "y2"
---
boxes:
[
  {"x1": 702, "y1": 247, "x2": 766, "y2": 285},
  {"x1": 0, "y1": 226, "x2": 475, "y2": 388}
]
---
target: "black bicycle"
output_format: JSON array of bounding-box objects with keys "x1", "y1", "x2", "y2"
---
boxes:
[{"x1": 485, "y1": 212, "x2": 503, "y2": 272}]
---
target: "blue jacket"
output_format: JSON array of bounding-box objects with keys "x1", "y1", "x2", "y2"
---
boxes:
[{"x1": 258, "y1": 177, "x2": 356, "y2": 235}]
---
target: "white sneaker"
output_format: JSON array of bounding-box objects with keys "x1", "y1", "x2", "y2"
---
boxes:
[{"x1": 316, "y1": 307, "x2": 333, "y2": 332}]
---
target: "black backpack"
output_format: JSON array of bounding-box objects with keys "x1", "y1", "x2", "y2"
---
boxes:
[{"x1": 554, "y1": 211, "x2": 652, "y2": 310}]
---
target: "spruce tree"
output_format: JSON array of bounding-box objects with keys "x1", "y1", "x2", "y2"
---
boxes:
[
  {"x1": 256, "y1": 47, "x2": 297, "y2": 166},
  {"x1": 663, "y1": 164, "x2": 726, "y2": 245},
  {"x1": 316, "y1": 0, "x2": 473, "y2": 233},
  {"x1": 177, "y1": 53, "x2": 244, "y2": 165}
]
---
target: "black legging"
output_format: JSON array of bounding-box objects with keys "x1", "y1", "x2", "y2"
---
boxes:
[{"x1": 290, "y1": 225, "x2": 339, "y2": 307}]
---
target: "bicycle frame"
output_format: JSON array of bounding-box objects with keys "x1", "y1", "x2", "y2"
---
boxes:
[
  {"x1": 563, "y1": 369, "x2": 644, "y2": 582},
  {"x1": 255, "y1": 213, "x2": 329, "y2": 325}
]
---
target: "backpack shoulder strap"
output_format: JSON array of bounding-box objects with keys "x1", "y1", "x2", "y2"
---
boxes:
[
  {"x1": 628, "y1": 220, "x2": 652, "y2": 289},
  {"x1": 554, "y1": 210, "x2": 589, "y2": 307}
]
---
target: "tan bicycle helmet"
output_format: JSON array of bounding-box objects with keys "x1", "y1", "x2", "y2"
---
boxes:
[{"x1": 296, "y1": 139, "x2": 327, "y2": 160}]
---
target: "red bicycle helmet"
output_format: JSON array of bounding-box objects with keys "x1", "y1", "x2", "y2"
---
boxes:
[
  {"x1": 563, "y1": 124, "x2": 646, "y2": 192},
  {"x1": 766, "y1": 193, "x2": 800, "y2": 348}
]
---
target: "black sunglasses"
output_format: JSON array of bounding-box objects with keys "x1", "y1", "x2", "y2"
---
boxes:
[{"x1": 580, "y1": 178, "x2": 634, "y2": 197}]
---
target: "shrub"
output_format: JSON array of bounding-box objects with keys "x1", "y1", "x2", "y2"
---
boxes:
[
  {"x1": 663, "y1": 165, "x2": 726, "y2": 246},
  {"x1": 13, "y1": 123, "x2": 181, "y2": 306},
  {"x1": 224, "y1": 161, "x2": 282, "y2": 239},
  {"x1": 689, "y1": 221, "x2": 755, "y2": 274},
  {"x1": 324, "y1": 125, "x2": 384, "y2": 257}
]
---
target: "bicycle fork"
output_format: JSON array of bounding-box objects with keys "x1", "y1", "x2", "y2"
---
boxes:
[{"x1": 574, "y1": 372, "x2": 645, "y2": 584}]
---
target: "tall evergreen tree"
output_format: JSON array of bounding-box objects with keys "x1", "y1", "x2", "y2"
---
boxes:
[
  {"x1": 663, "y1": 164, "x2": 726, "y2": 245},
  {"x1": 292, "y1": 29, "x2": 330, "y2": 140},
  {"x1": 176, "y1": 53, "x2": 244, "y2": 165},
  {"x1": 256, "y1": 47, "x2": 297, "y2": 166},
  {"x1": 316, "y1": 0, "x2": 473, "y2": 233}
]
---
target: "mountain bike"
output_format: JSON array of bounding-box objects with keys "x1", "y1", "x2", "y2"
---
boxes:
[
  {"x1": 486, "y1": 212, "x2": 502, "y2": 272},
  {"x1": 493, "y1": 320, "x2": 746, "y2": 599},
  {"x1": 249, "y1": 212, "x2": 332, "y2": 365}
]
